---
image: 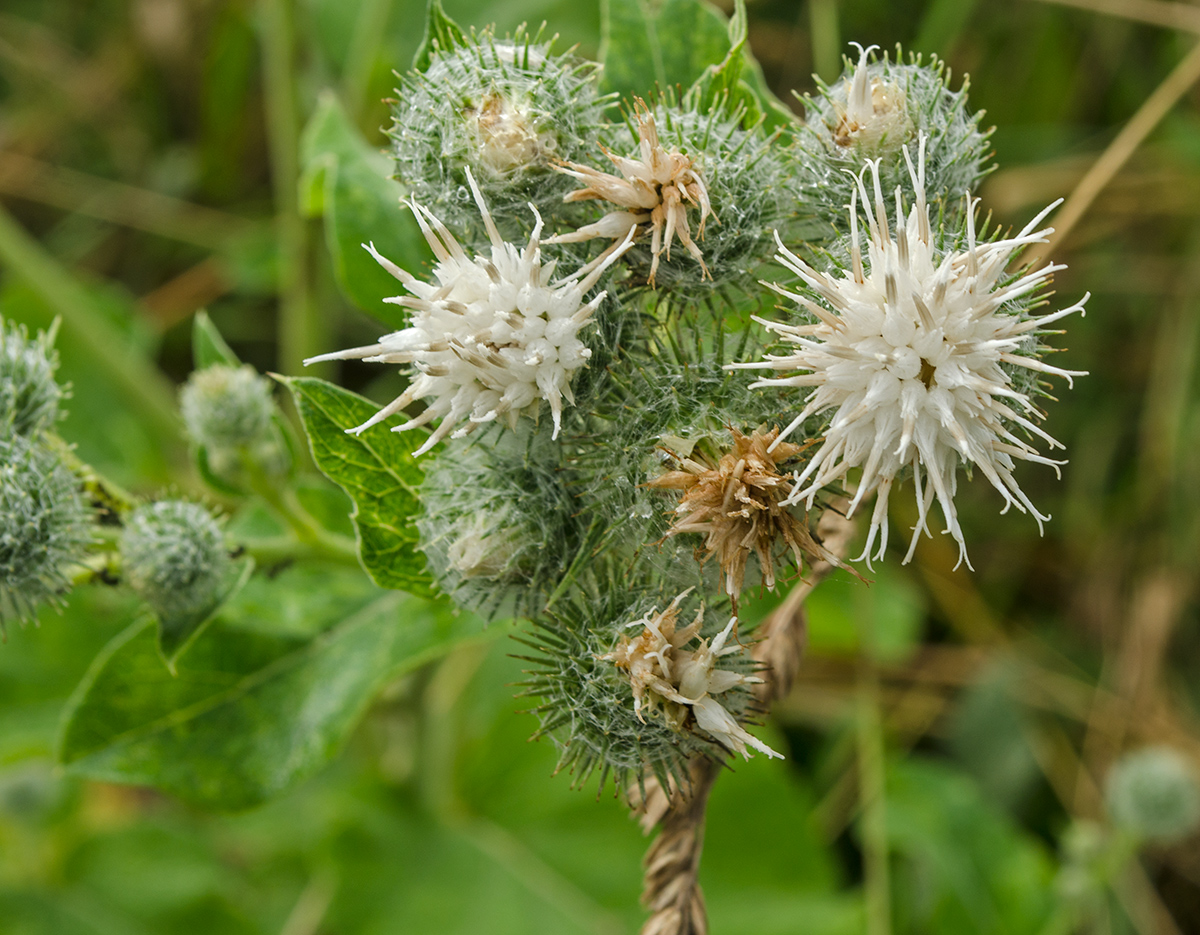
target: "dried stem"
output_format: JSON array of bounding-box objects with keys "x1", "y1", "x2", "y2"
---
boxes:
[
  {"x1": 635, "y1": 757, "x2": 721, "y2": 935},
  {"x1": 1021, "y1": 38, "x2": 1200, "y2": 266}
]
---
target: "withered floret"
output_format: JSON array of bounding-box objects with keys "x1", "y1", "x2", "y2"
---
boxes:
[
  {"x1": 546, "y1": 99, "x2": 715, "y2": 286},
  {"x1": 598, "y1": 590, "x2": 781, "y2": 760},
  {"x1": 647, "y1": 428, "x2": 830, "y2": 602}
]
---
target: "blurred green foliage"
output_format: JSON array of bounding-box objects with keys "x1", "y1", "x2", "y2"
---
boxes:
[{"x1": 2, "y1": 0, "x2": 1200, "y2": 932}]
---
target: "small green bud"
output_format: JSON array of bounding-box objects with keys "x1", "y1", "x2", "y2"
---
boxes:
[
  {"x1": 1106, "y1": 746, "x2": 1200, "y2": 843},
  {"x1": 0, "y1": 435, "x2": 92, "y2": 628},
  {"x1": 180, "y1": 364, "x2": 286, "y2": 479},
  {"x1": 180, "y1": 364, "x2": 274, "y2": 448},
  {"x1": 798, "y1": 44, "x2": 992, "y2": 228},
  {"x1": 121, "y1": 500, "x2": 232, "y2": 622},
  {"x1": 389, "y1": 26, "x2": 605, "y2": 244},
  {"x1": 0, "y1": 318, "x2": 64, "y2": 438},
  {"x1": 418, "y1": 427, "x2": 579, "y2": 621}
]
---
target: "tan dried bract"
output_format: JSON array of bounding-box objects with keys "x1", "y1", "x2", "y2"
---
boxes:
[
  {"x1": 647, "y1": 428, "x2": 831, "y2": 603},
  {"x1": 598, "y1": 590, "x2": 781, "y2": 760},
  {"x1": 546, "y1": 99, "x2": 715, "y2": 286}
]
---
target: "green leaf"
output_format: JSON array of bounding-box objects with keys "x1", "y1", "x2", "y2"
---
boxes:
[
  {"x1": 600, "y1": 0, "x2": 732, "y2": 102},
  {"x1": 411, "y1": 0, "x2": 466, "y2": 72},
  {"x1": 279, "y1": 375, "x2": 434, "y2": 597},
  {"x1": 155, "y1": 556, "x2": 254, "y2": 671},
  {"x1": 300, "y1": 91, "x2": 421, "y2": 328},
  {"x1": 57, "y1": 589, "x2": 484, "y2": 809},
  {"x1": 685, "y1": 0, "x2": 796, "y2": 132},
  {"x1": 191, "y1": 309, "x2": 241, "y2": 369},
  {"x1": 887, "y1": 758, "x2": 1056, "y2": 934}
]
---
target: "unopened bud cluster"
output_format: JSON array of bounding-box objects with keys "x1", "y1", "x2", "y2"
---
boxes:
[
  {"x1": 798, "y1": 44, "x2": 993, "y2": 228},
  {"x1": 121, "y1": 500, "x2": 232, "y2": 623},
  {"x1": 1, "y1": 320, "x2": 64, "y2": 437},
  {"x1": 388, "y1": 26, "x2": 605, "y2": 243},
  {"x1": 180, "y1": 364, "x2": 287, "y2": 480},
  {"x1": 0, "y1": 435, "x2": 92, "y2": 627}
]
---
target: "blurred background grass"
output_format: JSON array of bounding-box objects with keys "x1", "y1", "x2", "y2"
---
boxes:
[{"x1": 2, "y1": 0, "x2": 1200, "y2": 932}]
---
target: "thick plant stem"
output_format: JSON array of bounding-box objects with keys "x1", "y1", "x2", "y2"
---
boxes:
[
  {"x1": 636, "y1": 757, "x2": 720, "y2": 935},
  {"x1": 258, "y1": 0, "x2": 322, "y2": 377}
]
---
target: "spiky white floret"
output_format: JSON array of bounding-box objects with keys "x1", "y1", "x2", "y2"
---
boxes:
[
  {"x1": 305, "y1": 170, "x2": 633, "y2": 455},
  {"x1": 731, "y1": 137, "x2": 1087, "y2": 569}
]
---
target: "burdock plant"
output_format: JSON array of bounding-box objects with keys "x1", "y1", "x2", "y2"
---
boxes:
[
  {"x1": 10, "y1": 3, "x2": 1094, "y2": 932},
  {"x1": 294, "y1": 3, "x2": 1089, "y2": 931}
]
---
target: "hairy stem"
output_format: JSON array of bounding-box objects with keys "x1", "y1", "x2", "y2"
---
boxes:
[{"x1": 631, "y1": 501, "x2": 858, "y2": 935}]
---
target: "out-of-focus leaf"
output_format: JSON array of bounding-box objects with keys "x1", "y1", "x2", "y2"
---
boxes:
[
  {"x1": 806, "y1": 565, "x2": 926, "y2": 664},
  {"x1": 601, "y1": 0, "x2": 732, "y2": 102},
  {"x1": 155, "y1": 557, "x2": 254, "y2": 670},
  {"x1": 887, "y1": 758, "x2": 1056, "y2": 935},
  {"x1": 279, "y1": 376, "x2": 434, "y2": 597},
  {"x1": 412, "y1": 0, "x2": 467, "y2": 71},
  {"x1": 191, "y1": 310, "x2": 241, "y2": 369},
  {"x1": 946, "y1": 661, "x2": 1041, "y2": 813},
  {"x1": 57, "y1": 589, "x2": 481, "y2": 809},
  {"x1": 300, "y1": 91, "x2": 421, "y2": 328}
]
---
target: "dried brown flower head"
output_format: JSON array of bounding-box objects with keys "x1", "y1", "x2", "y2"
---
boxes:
[
  {"x1": 545, "y1": 99, "x2": 715, "y2": 286},
  {"x1": 598, "y1": 590, "x2": 780, "y2": 760},
  {"x1": 647, "y1": 428, "x2": 831, "y2": 602}
]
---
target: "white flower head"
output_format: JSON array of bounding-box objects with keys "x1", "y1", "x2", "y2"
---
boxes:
[
  {"x1": 598, "y1": 589, "x2": 782, "y2": 761},
  {"x1": 731, "y1": 135, "x2": 1088, "y2": 569},
  {"x1": 305, "y1": 170, "x2": 633, "y2": 455}
]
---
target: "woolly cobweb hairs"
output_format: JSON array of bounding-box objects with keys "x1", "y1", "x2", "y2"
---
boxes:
[
  {"x1": 305, "y1": 169, "x2": 633, "y2": 453},
  {"x1": 731, "y1": 136, "x2": 1087, "y2": 569}
]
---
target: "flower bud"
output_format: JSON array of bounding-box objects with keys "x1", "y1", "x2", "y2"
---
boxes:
[
  {"x1": 1106, "y1": 746, "x2": 1200, "y2": 843},
  {"x1": 121, "y1": 500, "x2": 232, "y2": 622},
  {"x1": 0, "y1": 435, "x2": 91, "y2": 628},
  {"x1": 180, "y1": 364, "x2": 286, "y2": 480},
  {"x1": 523, "y1": 583, "x2": 768, "y2": 791},
  {"x1": 417, "y1": 428, "x2": 576, "y2": 620},
  {"x1": 798, "y1": 44, "x2": 992, "y2": 229},
  {"x1": 388, "y1": 26, "x2": 604, "y2": 244},
  {"x1": 0, "y1": 318, "x2": 64, "y2": 438}
]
